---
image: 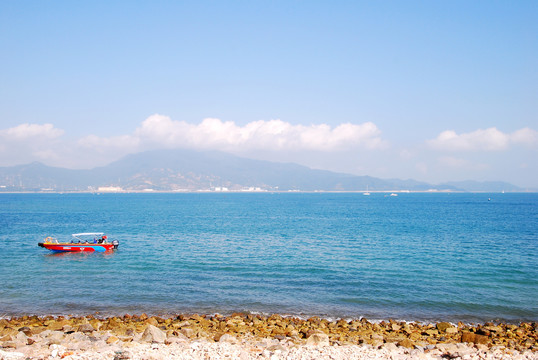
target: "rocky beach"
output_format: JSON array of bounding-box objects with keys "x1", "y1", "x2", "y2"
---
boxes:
[{"x1": 1, "y1": 314, "x2": 537, "y2": 359}]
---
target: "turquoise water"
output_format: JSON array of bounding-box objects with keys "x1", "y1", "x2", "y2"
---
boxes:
[{"x1": 0, "y1": 192, "x2": 536, "y2": 323}]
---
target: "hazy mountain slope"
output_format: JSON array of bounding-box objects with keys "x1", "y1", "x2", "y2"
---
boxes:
[{"x1": 0, "y1": 149, "x2": 526, "y2": 192}]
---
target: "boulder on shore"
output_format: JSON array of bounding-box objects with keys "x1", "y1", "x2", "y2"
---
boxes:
[{"x1": 141, "y1": 324, "x2": 167, "y2": 344}]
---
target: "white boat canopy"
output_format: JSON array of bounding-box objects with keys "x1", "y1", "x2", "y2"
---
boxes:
[{"x1": 72, "y1": 233, "x2": 105, "y2": 237}]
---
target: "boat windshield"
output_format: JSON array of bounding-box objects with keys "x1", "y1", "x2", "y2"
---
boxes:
[{"x1": 71, "y1": 233, "x2": 106, "y2": 243}]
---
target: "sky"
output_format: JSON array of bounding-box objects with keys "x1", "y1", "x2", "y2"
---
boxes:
[{"x1": 0, "y1": 1, "x2": 536, "y2": 187}]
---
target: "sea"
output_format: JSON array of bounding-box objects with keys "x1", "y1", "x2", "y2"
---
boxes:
[{"x1": 0, "y1": 192, "x2": 536, "y2": 324}]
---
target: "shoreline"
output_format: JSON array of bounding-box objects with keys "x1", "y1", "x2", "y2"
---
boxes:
[{"x1": 1, "y1": 313, "x2": 536, "y2": 359}]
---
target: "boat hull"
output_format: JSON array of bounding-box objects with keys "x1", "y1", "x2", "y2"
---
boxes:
[{"x1": 38, "y1": 243, "x2": 114, "y2": 253}]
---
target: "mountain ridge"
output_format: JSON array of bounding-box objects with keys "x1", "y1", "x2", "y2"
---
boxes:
[{"x1": 0, "y1": 149, "x2": 528, "y2": 192}]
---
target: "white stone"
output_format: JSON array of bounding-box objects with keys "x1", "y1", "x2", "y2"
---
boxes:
[
  {"x1": 0, "y1": 350, "x2": 26, "y2": 360},
  {"x1": 219, "y1": 333, "x2": 239, "y2": 344},
  {"x1": 141, "y1": 324, "x2": 167, "y2": 344},
  {"x1": 306, "y1": 332, "x2": 330, "y2": 346}
]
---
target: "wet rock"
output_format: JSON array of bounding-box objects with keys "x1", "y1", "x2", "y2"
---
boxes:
[
  {"x1": 146, "y1": 317, "x2": 159, "y2": 326},
  {"x1": 484, "y1": 325, "x2": 504, "y2": 333},
  {"x1": 436, "y1": 322, "x2": 452, "y2": 332},
  {"x1": 397, "y1": 338, "x2": 415, "y2": 348},
  {"x1": 424, "y1": 329, "x2": 439, "y2": 336},
  {"x1": 461, "y1": 332, "x2": 489, "y2": 345},
  {"x1": 141, "y1": 324, "x2": 167, "y2": 343}
]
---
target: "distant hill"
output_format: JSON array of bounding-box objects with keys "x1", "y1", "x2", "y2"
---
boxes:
[{"x1": 0, "y1": 149, "x2": 527, "y2": 192}]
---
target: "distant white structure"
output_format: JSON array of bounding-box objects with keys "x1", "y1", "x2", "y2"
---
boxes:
[
  {"x1": 97, "y1": 186, "x2": 124, "y2": 192},
  {"x1": 214, "y1": 187, "x2": 229, "y2": 192},
  {"x1": 241, "y1": 187, "x2": 265, "y2": 192}
]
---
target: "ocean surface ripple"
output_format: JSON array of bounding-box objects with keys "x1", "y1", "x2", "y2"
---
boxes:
[{"x1": 0, "y1": 192, "x2": 536, "y2": 323}]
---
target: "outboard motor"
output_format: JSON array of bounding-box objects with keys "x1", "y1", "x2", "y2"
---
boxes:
[{"x1": 112, "y1": 240, "x2": 119, "y2": 249}]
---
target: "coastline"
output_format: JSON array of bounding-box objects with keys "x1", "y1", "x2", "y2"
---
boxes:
[{"x1": 1, "y1": 313, "x2": 536, "y2": 359}]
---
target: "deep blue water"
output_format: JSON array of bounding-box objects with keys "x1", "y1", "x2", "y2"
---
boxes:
[{"x1": 0, "y1": 192, "x2": 536, "y2": 323}]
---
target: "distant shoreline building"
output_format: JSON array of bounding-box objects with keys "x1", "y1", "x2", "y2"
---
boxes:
[{"x1": 97, "y1": 186, "x2": 124, "y2": 192}]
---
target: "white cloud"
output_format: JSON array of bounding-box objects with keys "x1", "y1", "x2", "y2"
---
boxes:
[
  {"x1": 427, "y1": 127, "x2": 538, "y2": 151},
  {"x1": 132, "y1": 114, "x2": 387, "y2": 151},
  {"x1": 0, "y1": 116, "x2": 388, "y2": 169},
  {"x1": 2, "y1": 123, "x2": 64, "y2": 140},
  {"x1": 0, "y1": 123, "x2": 66, "y2": 165},
  {"x1": 510, "y1": 127, "x2": 538, "y2": 146}
]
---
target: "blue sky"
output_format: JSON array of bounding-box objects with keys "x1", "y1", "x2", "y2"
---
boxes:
[{"x1": 0, "y1": 1, "x2": 536, "y2": 187}]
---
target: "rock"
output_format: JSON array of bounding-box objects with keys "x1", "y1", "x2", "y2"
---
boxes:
[
  {"x1": 218, "y1": 333, "x2": 239, "y2": 344},
  {"x1": 435, "y1": 343, "x2": 459, "y2": 353},
  {"x1": 268, "y1": 343, "x2": 286, "y2": 352},
  {"x1": 46, "y1": 330, "x2": 65, "y2": 345},
  {"x1": 461, "y1": 332, "x2": 489, "y2": 344},
  {"x1": 113, "y1": 351, "x2": 132, "y2": 360},
  {"x1": 77, "y1": 323, "x2": 95, "y2": 333},
  {"x1": 0, "y1": 327, "x2": 17, "y2": 338},
  {"x1": 436, "y1": 322, "x2": 452, "y2": 332},
  {"x1": 382, "y1": 342, "x2": 398, "y2": 352},
  {"x1": 445, "y1": 327, "x2": 458, "y2": 334},
  {"x1": 62, "y1": 325, "x2": 75, "y2": 333},
  {"x1": 141, "y1": 324, "x2": 167, "y2": 343},
  {"x1": 106, "y1": 335, "x2": 119, "y2": 344},
  {"x1": 0, "y1": 349, "x2": 25, "y2": 359},
  {"x1": 484, "y1": 325, "x2": 503, "y2": 333},
  {"x1": 165, "y1": 335, "x2": 189, "y2": 345},
  {"x1": 397, "y1": 338, "x2": 415, "y2": 348},
  {"x1": 391, "y1": 323, "x2": 401, "y2": 331},
  {"x1": 181, "y1": 327, "x2": 195, "y2": 338},
  {"x1": 306, "y1": 331, "x2": 330, "y2": 346},
  {"x1": 12, "y1": 331, "x2": 27, "y2": 347},
  {"x1": 17, "y1": 327, "x2": 32, "y2": 336},
  {"x1": 89, "y1": 319, "x2": 102, "y2": 330}
]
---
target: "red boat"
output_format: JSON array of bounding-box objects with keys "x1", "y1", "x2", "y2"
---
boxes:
[{"x1": 38, "y1": 233, "x2": 119, "y2": 253}]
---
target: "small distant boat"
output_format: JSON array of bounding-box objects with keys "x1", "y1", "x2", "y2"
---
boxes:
[
  {"x1": 38, "y1": 233, "x2": 119, "y2": 253},
  {"x1": 390, "y1": 193, "x2": 398, "y2": 197},
  {"x1": 363, "y1": 185, "x2": 371, "y2": 196}
]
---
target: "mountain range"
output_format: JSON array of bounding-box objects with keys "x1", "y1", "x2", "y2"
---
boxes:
[{"x1": 0, "y1": 149, "x2": 527, "y2": 192}]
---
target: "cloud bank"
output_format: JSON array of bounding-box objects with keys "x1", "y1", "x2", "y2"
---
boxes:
[{"x1": 78, "y1": 115, "x2": 387, "y2": 152}]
